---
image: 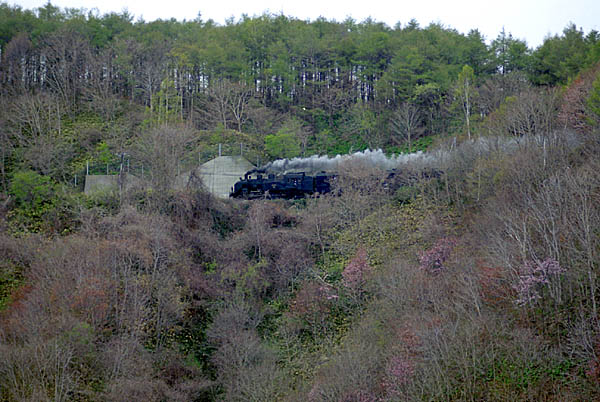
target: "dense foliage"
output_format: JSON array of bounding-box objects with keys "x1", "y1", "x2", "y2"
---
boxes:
[
  {"x1": 0, "y1": 3, "x2": 599, "y2": 166},
  {"x1": 1, "y1": 2, "x2": 600, "y2": 401}
]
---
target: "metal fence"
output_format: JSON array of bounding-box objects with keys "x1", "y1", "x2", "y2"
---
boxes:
[{"x1": 70, "y1": 143, "x2": 263, "y2": 191}]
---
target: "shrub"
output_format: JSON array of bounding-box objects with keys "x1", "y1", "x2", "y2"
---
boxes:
[
  {"x1": 418, "y1": 237, "x2": 457, "y2": 274},
  {"x1": 9, "y1": 170, "x2": 54, "y2": 211},
  {"x1": 289, "y1": 280, "x2": 338, "y2": 338},
  {"x1": 514, "y1": 258, "x2": 565, "y2": 307},
  {"x1": 382, "y1": 355, "x2": 416, "y2": 398},
  {"x1": 342, "y1": 248, "x2": 372, "y2": 291}
]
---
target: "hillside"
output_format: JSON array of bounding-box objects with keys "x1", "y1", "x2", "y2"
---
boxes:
[{"x1": 1, "y1": 3, "x2": 600, "y2": 401}]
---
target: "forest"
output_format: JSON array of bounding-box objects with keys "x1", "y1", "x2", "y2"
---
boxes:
[{"x1": 1, "y1": 1, "x2": 600, "y2": 400}]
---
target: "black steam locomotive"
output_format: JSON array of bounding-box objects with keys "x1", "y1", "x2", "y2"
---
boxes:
[
  {"x1": 230, "y1": 170, "x2": 334, "y2": 199},
  {"x1": 229, "y1": 167, "x2": 440, "y2": 200}
]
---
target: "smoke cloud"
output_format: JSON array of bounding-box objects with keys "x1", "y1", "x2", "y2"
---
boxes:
[
  {"x1": 249, "y1": 132, "x2": 580, "y2": 176},
  {"x1": 256, "y1": 149, "x2": 437, "y2": 174}
]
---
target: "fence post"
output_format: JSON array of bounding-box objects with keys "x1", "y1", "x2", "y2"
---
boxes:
[
  {"x1": 219, "y1": 143, "x2": 222, "y2": 157},
  {"x1": 74, "y1": 175, "x2": 77, "y2": 186},
  {"x1": 106, "y1": 163, "x2": 109, "y2": 175},
  {"x1": 86, "y1": 161, "x2": 89, "y2": 175}
]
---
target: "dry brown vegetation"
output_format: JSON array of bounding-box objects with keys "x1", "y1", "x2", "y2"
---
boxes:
[
  {"x1": 1, "y1": 7, "x2": 600, "y2": 400},
  {"x1": 2, "y1": 89, "x2": 600, "y2": 401}
]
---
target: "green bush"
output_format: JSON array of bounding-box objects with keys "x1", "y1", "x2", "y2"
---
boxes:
[
  {"x1": 386, "y1": 136, "x2": 434, "y2": 154},
  {"x1": 0, "y1": 263, "x2": 24, "y2": 311},
  {"x1": 9, "y1": 170, "x2": 54, "y2": 211},
  {"x1": 8, "y1": 170, "x2": 80, "y2": 234},
  {"x1": 265, "y1": 131, "x2": 301, "y2": 159}
]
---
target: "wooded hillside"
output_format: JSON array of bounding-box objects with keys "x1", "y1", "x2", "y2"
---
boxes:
[{"x1": 1, "y1": 3, "x2": 600, "y2": 401}]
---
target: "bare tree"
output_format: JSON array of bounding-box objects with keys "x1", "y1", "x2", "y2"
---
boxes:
[
  {"x1": 454, "y1": 65, "x2": 477, "y2": 139},
  {"x1": 83, "y1": 47, "x2": 121, "y2": 121},
  {"x1": 7, "y1": 92, "x2": 73, "y2": 180},
  {"x1": 196, "y1": 79, "x2": 253, "y2": 131},
  {"x1": 390, "y1": 102, "x2": 422, "y2": 151},
  {"x1": 486, "y1": 87, "x2": 561, "y2": 138},
  {"x1": 137, "y1": 42, "x2": 169, "y2": 113},
  {"x1": 300, "y1": 196, "x2": 336, "y2": 259},
  {"x1": 0, "y1": 97, "x2": 13, "y2": 193},
  {"x1": 42, "y1": 30, "x2": 91, "y2": 113},
  {"x1": 478, "y1": 71, "x2": 530, "y2": 117},
  {"x1": 207, "y1": 302, "x2": 288, "y2": 400},
  {"x1": 312, "y1": 83, "x2": 353, "y2": 128},
  {"x1": 228, "y1": 81, "x2": 253, "y2": 132},
  {"x1": 0, "y1": 33, "x2": 33, "y2": 92},
  {"x1": 133, "y1": 124, "x2": 197, "y2": 198}
]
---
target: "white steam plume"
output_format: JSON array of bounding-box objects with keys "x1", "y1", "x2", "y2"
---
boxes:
[
  {"x1": 252, "y1": 131, "x2": 580, "y2": 175},
  {"x1": 257, "y1": 149, "x2": 437, "y2": 174}
]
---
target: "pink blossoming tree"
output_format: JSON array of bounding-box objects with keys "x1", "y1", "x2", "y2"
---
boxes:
[
  {"x1": 382, "y1": 355, "x2": 415, "y2": 398},
  {"x1": 418, "y1": 237, "x2": 457, "y2": 274},
  {"x1": 342, "y1": 248, "x2": 372, "y2": 292},
  {"x1": 514, "y1": 258, "x2": 565, "y2": 306}
]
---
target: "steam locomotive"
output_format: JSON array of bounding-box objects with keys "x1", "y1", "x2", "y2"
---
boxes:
[
  {"x1": 229, "y1": 167, "x2": 442, "y2": 200},
  {"x1": 230, "y1": 170, "x2": 334, "y2": 199}
]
